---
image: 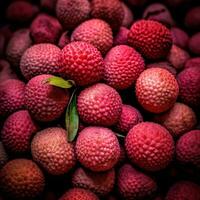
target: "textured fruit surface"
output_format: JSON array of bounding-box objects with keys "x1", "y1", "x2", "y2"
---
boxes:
[
  {"x1": 121, "y1": 2, "x2": 133, "y2": 28},
  {"x1": 25, "y1": 74, "x2": 69, "y2": 122},
  {"x1": 0, "y1": 79, "x2": 25, "y2": 116},
  {"x1": 0, "y1": 159, "x2": 45, "y2": 200},
  {"x1": 136, "y1": 68, "x2": 179, "y2": 113},
  {"x1": 0, "y1": 142, "x2": 8, "y2": 169},
  {"x1": 71, "y1": 19, "x2": 113, "y2": 55},
  {"x1": 58, "y1": 31, "x2": 70, "y2": 48},
  {"x1": 75, "y1": 127, "x2": 120, "y2": 171},
  {"x1": 20, "y1": 43, "x2": 61, "y2": 80},
  {"x1": 128, "y1": 20, "x2": 172, "y2": 60},
  {"x1": 104, "y1": 45, "x2": 145, "y2": 90},
  {"x1": 77, "y1": 83, "x2": 122, "y2": 126},
  {"x1": 30, "y1": 13, "x2": 62, "y2": 44},
  {"x1": 154, "y1": 103, "x2": 197, "y2": 137},
  {"x1": 91, "y1": 0, "x2": 124, "y2": 31},
  {"x1": 185, "y1": 57, "x2": 200, "y2": 68},
  {"x1": 185, "y1": 6, "x2": 200, "y2": 30},
  {"x1": 125, "y1": 122, "x2": 174, "y2": 171},
  {"x1": 1, "y1": 110, "x2": 38, "y2": 154},
  {"x1": 113, "y1": 27, "x2": 129, "y2": 45},
  {"x1": 59, "y1": 188, "x2": 99, "y2": 200},
  {"x1": 31, "y1": 127, "x2": 76, "y2": 175},
  {"x1": 177, "y1": 66, "x2": 200, "y2": 108},
  {"x1": 72, "y1": 167, "x2": 115, "y2": 196},
  {"x1": 176, "y1": 130, "x2": 200, "y2": 168},
  {"x1": 56, "y1": 0, "x2": 90, "y2": 29},
  {"x1": 118, "y1": 164, "x2": 157, "y2": 200},
  {"x1": 115, "y1": 104, "x2": 143, "y2": 134},
  {"x1": 189, "y1": 32, "x2": 200, "y2": 55},
  {"x1": 60, "y1": 42, "x2": 104, "y2": 86},
  {"x1": 165, "y1": 181, "x2": 200, "y2": 200}
]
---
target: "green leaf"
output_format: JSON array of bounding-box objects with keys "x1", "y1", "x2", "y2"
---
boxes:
[
  {"x1": 65, "y1": 90, "x2": 79, "y2": 142},
  {"x1": 46, "y1": 76, "x2": 75, "y2": 89},
  {"x1": 116, "y1": 133, "x2": 125, "y2": 138}
]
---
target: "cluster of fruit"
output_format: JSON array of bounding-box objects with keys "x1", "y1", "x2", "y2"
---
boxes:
[{"x1": 0, "y1": 0, "x2": 200, "y2": 199}]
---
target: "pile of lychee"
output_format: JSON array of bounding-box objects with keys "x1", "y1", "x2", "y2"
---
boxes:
[{"x1": 0, "y1": 0, "x2": 200, "y2": 199}]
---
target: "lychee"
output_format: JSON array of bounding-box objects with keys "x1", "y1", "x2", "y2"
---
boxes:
[
  {"x1": 121, "y1": 2, "x2": 134, "y2": 28},
  {"x1": 58, "y1": 31, "x2": 70, "y2": 49},
  {"x1": 188, "y1": 32, "x2": 200, "y2": 55},
  {"x1": 185, "y1": 57, "x2": 200, "y2": 69},
  {"x1": 185, "y1": 6, "x2": 200, "y2": 30},
  {"x1": 113, "y1": 27, "x2": 129, "y2": 46}
]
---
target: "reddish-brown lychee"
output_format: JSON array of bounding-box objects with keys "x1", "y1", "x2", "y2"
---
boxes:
[
  {"x1": 0, "y1": 142, "x2": 8, "y2": 169},
  {"x1": 188, "y1": 32, "x2": 200, "y2": 55},
  {"x1": 58, "y1": 31, "x2": 70, "y2": 49},
  {"x1": 121, "y1": 2, "x2": 134, "y2": 28},
  {"x1": 113, "y1": 27, "x2": 129, "y2": 46},
  {"x1": 185, "y1": 6, "x2": 200, "y2": 30},
  {"x1": 185, "y1": 57, "x2": 200, "y2": 68}
]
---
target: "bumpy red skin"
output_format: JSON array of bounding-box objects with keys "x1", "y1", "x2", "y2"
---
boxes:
[
  {"x1": 171, "y1": 27, "x2": 189, "y2": 49},
  {"x1": 1, "y1": 110, "x2": 38, "y2": 154},
  {"x1": 0, "y1": 142, "x2": 8, "y2": 169},
  {"x1": 185, "y1": 6, "x2": 200, "y2": 30},
  {"x1": 104, "y1": 45, "x2": 145, "y2": 90},
  {"x1": 59, "y1": 188, "x2": 99, "y2": 200},
  {"x1": 177, "y1": 67, "x2": 200, "y2": 108},
  {"x1": 176, "y1": 130, "x2": 200, "y2": 168},
  {"x1": 185, "y1": 57, "x2": 200, "y2": 68},
  {"x1": 6, "y1": 29, "x2": 32, "y2": 68},
  {"x1": 0, "y1": 159, "x2": 45, "y2": 200},
  {"x1": 6, "y1": 1, "x2": 38, "y2": 23},
  {"x1": 75, "y1": 127, "x2": 120, "y2": 172},
  {"x1": 118, "y1": 164, "x2": 157, "y2": 200},
  {"x1": 20, "y1": 43, "x2": 61, "y2": 80},
  {"x1": 165, "y1": 181, "x2": 200, "y2": 200},
  {"x1": 30, "y1": 13, "x2": 62, "y2": 44},
  {"x1": 25, "y1": 74, "x2": 69, "y2": 122},
  {"x1": 154, "y1": 103, "x2": 197, "y2": 138},
  {"x1": 189, "y1": 32, "x2": 200, "y2": 55},
  {"x1": 115, "y1": 104, "x2": 143, "y2": 134},
  {"x1": 128, "y1": 20, "x2": 172, "y2": 60},
  {"x1": 71, "y1": 19, "x2": 113, "y2": 55},
  {"x1": 113, "y1": 27, "x2": 129, "y2": 46},
  {"x1": 31, "y1": 127, "x2": 76, "y2": 175},
  {"x1": 91, "y1": 0, "x2": 124, "y2": 31},
  {"x1": 56, "y1": 0, "x2": 90, "y2": 30},
  {"x1": 58, "y1": 31, "x2": 70, "y2": 49},
  {"x1": 125, "y1": 122, "x2": 174, "y2": 171},
  {"x1": 0, "y1": 79, "x2": 25, "y2": 116},
  {"x1": 78, "y1": 83, "x2": 122, "y2": 126},
  {"x1": 121, "y1": 3, "x2": 134, "y2": 28},
  {"x1": 136, "y1": 68, "x2": 179, "y2": 113},
  {"x1": 72, "y1": 167, "x2": 115, "y2": 196}
]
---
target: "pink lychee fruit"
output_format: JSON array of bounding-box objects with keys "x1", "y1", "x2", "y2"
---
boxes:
[
  {"x1": 58, "y1": 31, "x2": 70, "y2": 49},
  {"x1": 121, "y1": 2, "x2": 134, "y2": 28}
]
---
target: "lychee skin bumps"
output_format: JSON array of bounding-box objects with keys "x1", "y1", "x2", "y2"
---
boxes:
[
  {"x1": 136, "y1": 68, "x2": 179, "y2": 113},
  {"x1": 104, "y1": 45, "x2": 145, "y2": 90},
  {"x1": 128, "y1": 20, "x2": 172, "y2": 60},
  {"x1": 71, "y1": 19, "x2": 113, "y2": 55},
  {"x1": 1, "y1": 110, "x2": 38, "y2": 154},
  {"x1": 0, "y1": 159, "x2": 45, "y2": 200},
  {"x1": 25, "y1": 74, "x2": 69, "y2": 122},
  {"x1": 20, "y1": 43, "x2": 61, "y2": 80},
  {"x1": 77, "y1": 83, "x2": 122, "y2": 126},
  {"x1": 31, "y1": 127, "x2": 76, "y2": 175},
  {"x1": 118, "y1": 164, "x2": 157, "y2": 200},
  {"x1": 59, "y1": 188, "x2": 99, "y2": 200},
  {"x1": 176, "y1": 130, "x2": 200, "y2": 168},
  {"x1": 125, "y1": 122, "x2": 174, "y2": 171},
  {"x1": 60, "y1": 42, "x2": 104, "y2": 86},
  {"x1": 75, "y1": 127, "x2": 120, "y2": 172}
]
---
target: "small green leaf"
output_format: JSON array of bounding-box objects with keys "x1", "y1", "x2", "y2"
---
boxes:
[
  {"x1": 65, "y1": 90, "x2": 79, "y2": 142},
  {"x1": 116, "y1": 133, "x2": 125, "y2": 138},
  {"x1": 46, "y1": 76, "x2": 75, "y2": 89}
]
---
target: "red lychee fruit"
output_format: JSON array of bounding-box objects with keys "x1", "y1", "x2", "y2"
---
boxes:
[
  {"x1": 165, "y1": 181, "x2": 200, "y2": 200},
  {"x1": 104, "y1": 45, "x2": 145, "y2": 90},
  {"x1": 0, "y1": 142, "x2": 8, "y2": 169},
  {"x1": 71, "y1": 19, "x2": 113, "y2": 55},
  {"x1": 58, "y1": 31, "x2": 70, "y2": 49},
  {"x1": 176, "y1": 130, "x2": 200, "y2": 168},
  {"x1": 125, "y1": 122, "x2": 174, "y2": 171},
  {"x1": 185, "y1": 57, "x2": 200, "y2": 69},
  {"x1": 115, "y1": 104, "x2": 143, "y2": 134},
  {"x1": 177, "y1": 66, "x2": 200, "y2": 108},
  {"x1": 136, "y1": 68, "x2": 179, "y2": 113},
  {"x1": 128, "y1": 20, "x2": 172, "y2": 60},
  {"x1": 24, "y1": 74, "x2": 69, "y2": 122},
  {"x1": 113, "y1": 27, "x2": 129, "y2": 46},
  {"x1": 75, "y1": 127, "x2": 120, "y2": 171},
  {"x1": 185, "y1": 6, "x2": 200, "y2": 30},
  {"x1": 31, "y1": 127, "x2": 76, "y2": 175},
  {"x1": 189, "y1": 32, "x2": 200, "y2": 55},
  {"x1": 121, "y1": 2, "x2": 134, "y2": 28},
  {"x1": 41, "y1": 0, "x2": 57, "y2": 12},
  {"x1": 1, "y1": 110, "x2": 38, "y2": 154},
  {"x1": 59, "y1": 188, "x2": 99, "y2": 200},
  {"x1": 72, "y1": 167, "x2": 115, "y2": 196},
  {"x1": 77, "y1": 83, "x2": 122, "y2": 126},
  {"x1": 154, "y1": 103, "x2": 197, "y2": 138},
  {"x1": 0, "y1": 79, "x2": 25, "y2": 116},
  {"x1": 56, "y1": 0, "x2": 91, "y2": 30},
  {"x1": 118, "y1": 164, "x2": 157, "y2": 199},
  {"x1": 30, "y1": 13, "x2": 62, "y2": 44},
  {"x1": 91, "y1": 0, "x2": 124, "y2": 31},
  {"x1": 0, "y1": 159, "x2": 45, "y2": 200},
  {"x1": 6, "y1": 29, "x2": 32, "y2": 68},
  {"x1": 20, "y1": 43, "x2": 61, "y2": 80},
  {"x1": 60, "y1": 42, "x2": 104, "y2": 86}
]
